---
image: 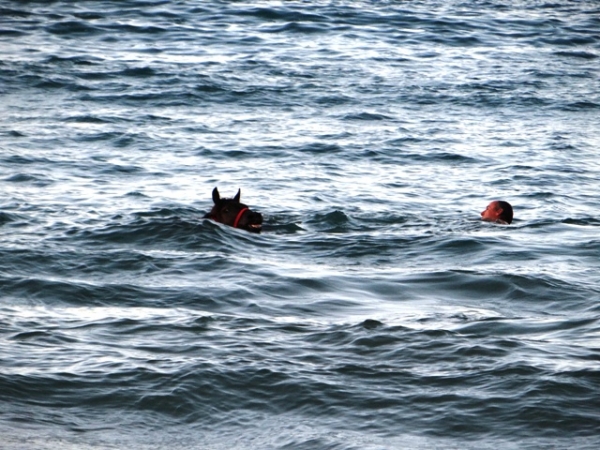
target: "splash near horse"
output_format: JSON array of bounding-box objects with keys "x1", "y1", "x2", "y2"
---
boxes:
[{"x1": 205, "y1": 187, "x2": 263, "y2": 233}]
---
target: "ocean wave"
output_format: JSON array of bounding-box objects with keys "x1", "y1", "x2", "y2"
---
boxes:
[{"x1": 2, "y1": 0, "x2": 600, "y2": 447}]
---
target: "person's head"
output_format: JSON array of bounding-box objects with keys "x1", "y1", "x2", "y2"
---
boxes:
[{"x1": 481, "y1": 200, "x2": 513, "y2": 224}]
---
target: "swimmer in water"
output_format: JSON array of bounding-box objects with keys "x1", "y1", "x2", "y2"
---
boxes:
[{"x1": 481, "y1": 200, "x2": 513, "y2": 225}]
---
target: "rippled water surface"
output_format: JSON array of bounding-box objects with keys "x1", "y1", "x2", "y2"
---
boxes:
[{"x1": 1, "y1": 1, "x2": 600, "y2": 449}]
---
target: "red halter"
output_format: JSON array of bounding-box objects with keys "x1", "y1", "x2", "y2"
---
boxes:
[{"x1": 233, "y1": 208, "x2": 248, "y2": 229}]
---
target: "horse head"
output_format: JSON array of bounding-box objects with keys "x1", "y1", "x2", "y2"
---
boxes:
[{"x1": 205, "y1": 187, "x2": 263, "y2": 233}]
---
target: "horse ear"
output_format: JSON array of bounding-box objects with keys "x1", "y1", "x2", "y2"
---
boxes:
[
  {"x1": 234, "y1": 189, "x2": 241, "y2": 202},
  {"x1": 212, "y1": 187, "x2": 220, "y2": 204}
]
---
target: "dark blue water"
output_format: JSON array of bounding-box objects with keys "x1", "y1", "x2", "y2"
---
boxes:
[{"x1": 1, "y1": 1, "x2": 600, "y2": 449}]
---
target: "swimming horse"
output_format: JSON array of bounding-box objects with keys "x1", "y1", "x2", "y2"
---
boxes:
[{"x1": 205, "y1": 187, "x2": 263, "y2": 233}]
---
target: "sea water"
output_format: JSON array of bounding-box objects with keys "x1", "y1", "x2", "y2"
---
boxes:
[{"x1": 1, "y1": 1, "x2": 599, "y2": 449}]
